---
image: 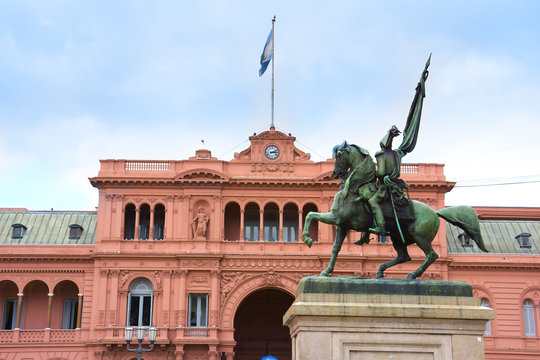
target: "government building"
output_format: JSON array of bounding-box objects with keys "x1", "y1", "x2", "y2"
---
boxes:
[{"x1": 0, "y1": 127, "x2": 539, "y2": 360}]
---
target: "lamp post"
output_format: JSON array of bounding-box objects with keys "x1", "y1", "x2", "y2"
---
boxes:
[{"x1": 124, "y1": 326, "x2": 157, "y2": 360}]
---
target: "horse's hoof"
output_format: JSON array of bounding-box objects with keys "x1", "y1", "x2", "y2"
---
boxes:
[
  {"x1": 376, "y1": 271, "x2": 384, "y2": 279},
  {"x1": 320, "y1": 270, "x2": 330, "y2": 277},
  {"x1": 303, "y1": 237, "x2": 313, "y2": 248},
  {"x1": 406, "y1": 273, "x2": 417, "y2": 280}
]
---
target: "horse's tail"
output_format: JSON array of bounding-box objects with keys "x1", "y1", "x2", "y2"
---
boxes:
[{"x1": 436, "y1": 206, "x2": 488, "y2": 252}]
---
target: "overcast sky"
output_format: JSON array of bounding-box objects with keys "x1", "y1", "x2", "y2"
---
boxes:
[{"x1": 0, "y1": 1, "x2": 539, "y2": 210}]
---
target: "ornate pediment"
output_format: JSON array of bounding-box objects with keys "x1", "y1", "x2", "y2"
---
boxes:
[
  {"x1": 233, "y1": 126, "x2": 311, "y2": 164},
  {"x1": 174, "y1": 168, "x2": 229, "y2": 182},
  {"x1": 313, "y1": 171, "x2": 338, "y2": 182}
]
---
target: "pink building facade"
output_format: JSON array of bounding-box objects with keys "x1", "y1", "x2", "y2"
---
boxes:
[{"x1": 1, "y1": 127, "x2": 539, "y2": 360}]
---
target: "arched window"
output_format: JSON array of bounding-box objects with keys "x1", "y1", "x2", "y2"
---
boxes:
[
  {"x1": 127, "y1": 278, "x2": 153, "y2": 327},
  {"x1": 244, "y1": 203, "x2": 260, "y2": 242},
  {"x1": 124, "y1": 204, "x2": 136, "y2": 240},
  {"x1": 139, "y1": 204, "x2": 151, "y2": 240},
  {"x1": 263, "y1": 203, "x2": 279, "y2": 242},
  {"x1": 154, "y1": 204, "x2": 165, "y2": 240},
  {"x1": 302, "y1": 203, "x2": 319, "y2": 242},
  {"x1": 283, "y1": 203, "x2": 299, "y2": 242},
  {"x1": 523, "y1": 299, "x2": 536, "y2": 337},
  {"x1": 481, "y1": 298, "x2": 492, "y2": 335},
  {"x1": 224, "y1": 202, "x2": 241, "y2": 241}
]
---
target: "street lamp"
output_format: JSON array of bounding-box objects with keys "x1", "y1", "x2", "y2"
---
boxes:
[{"x1": 124, "y1": 326, "x2": 157, "y2": 360}]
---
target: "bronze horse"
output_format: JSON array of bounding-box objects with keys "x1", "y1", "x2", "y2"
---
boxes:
[{"x1": 302, "y1": 142, "x2": 488, "y2": 280}]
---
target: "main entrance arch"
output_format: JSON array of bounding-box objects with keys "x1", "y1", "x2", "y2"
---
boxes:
[{"x1": 233, "y1": 288, "x2": 294, "y2": 360}]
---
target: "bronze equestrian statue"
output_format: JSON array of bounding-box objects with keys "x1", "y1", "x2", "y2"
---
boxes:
[{"x1": 302, "y1": 55, "x2": 488, "y2": 280}]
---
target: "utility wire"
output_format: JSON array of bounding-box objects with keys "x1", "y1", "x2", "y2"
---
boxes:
[
  {"x1": 445, "y1": 139, "x2": 540, "y2": 163},
  {"x1": 218, "y1": 127, "x2": 273, "y2": 159},
  {"x1": 275, "y1": 125, "x2": 327, "y2": 160},
  {"x1": 455, "y1": 180, "x2": 540, "y2": 188}
]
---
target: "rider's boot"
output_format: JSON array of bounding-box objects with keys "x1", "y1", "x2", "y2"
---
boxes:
[
  {"x1": 368, "y1": 204, "x2": 387, "y2": 235},
  {"x1": 354, "y1": 231, "x2": 371, "y2": 245}
]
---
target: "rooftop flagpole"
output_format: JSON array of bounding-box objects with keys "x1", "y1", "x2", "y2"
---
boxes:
[
  {"x1": 259, "y1": 16, "x2": 276, "y2": 128},
  {"x1": 271, "y1": 15, "x2": 276, "y2": 128}
]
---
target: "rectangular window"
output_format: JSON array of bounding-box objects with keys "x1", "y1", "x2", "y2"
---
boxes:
[
  {"x1": 127, "y1": 294, "x2": 153, "y2": 327},
  {"x1": 378, "y1": 235, "x2": 389, "y2": 244},
  {"x1": 62, "y1": 299, "x2": 78, "y2": 329},
  {"x1": 523, "y1": 301, "x2": 536, "y2": 337},
  {"x1": 245, "y1": 225, "x2": 259, "y2": 241},
  {"x1": 154, "y1": 226, "x2": 164, "y2": 240},
  {"x1": 139, "y1": 225, "x2": 149, "y2": 240},
  {"x1": 188, "y1": 294, "x2": 208, "y2": 327},
  {"x1": 2, "y1": 300, "x2": 17, "y2": 329},
  {"x1": 481, "y1": 298, "x2": 491, "y2": 336},
  {"x1": 12, "y1": 226, "x2": 25, "y2": 239},
  {"x1": 69, "y1": 226, "x2": 83, "y2": 239},
  {"x1": 264, "y1": 226, "x2": 278, "y2": 242},
  {"x1": 284, "y1": 226, "x2": 297, "y2": 242}
]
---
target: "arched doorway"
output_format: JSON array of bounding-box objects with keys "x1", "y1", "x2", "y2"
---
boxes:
[{"x1": 233, "y1": 289, "x2": 294, "y2": 360}]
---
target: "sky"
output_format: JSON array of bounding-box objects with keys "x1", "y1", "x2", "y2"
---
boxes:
[{"x1": 0, "y1": 0, "x2": 539, "y2": 210}]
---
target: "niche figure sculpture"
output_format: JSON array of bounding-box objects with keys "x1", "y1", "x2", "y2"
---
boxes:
[{"x1": 192, "y1": 206, "x2": 209, "y2": 239}]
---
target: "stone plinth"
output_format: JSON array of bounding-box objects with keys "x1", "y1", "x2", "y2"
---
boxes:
[{"x1": 283, "y1": 276, "x2": 493, "y2": 360}]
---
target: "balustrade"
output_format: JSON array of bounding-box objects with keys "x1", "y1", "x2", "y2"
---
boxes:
[
  {"x1": 184, "y1": 328, "x2": 209, "y2": 337},
  {"x1": 0, "y1": 329, "x2": 80, "y2": 344},
  {"x1": 125, "y1": 161, "x2": 170, "y2": 171}
]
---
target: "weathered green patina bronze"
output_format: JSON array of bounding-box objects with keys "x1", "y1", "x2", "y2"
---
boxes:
[{"x1": 302, "y1": 56, "x2": 488, "y2": 280}]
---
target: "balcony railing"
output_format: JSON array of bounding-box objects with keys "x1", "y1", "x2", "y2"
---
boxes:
[
  {"x1": 0, "y1": 329, "x2": 80, "y2": 343},
  {"x1": 184, "y1": 328, "x2": 209, "y2": 337},
  {"x1": 125, "y1": 161, "x2": 170, "y2": 171}
]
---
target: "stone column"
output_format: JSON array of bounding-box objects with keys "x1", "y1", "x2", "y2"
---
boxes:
[
  {"x1": 298, "y1": 210, "x2": 303, "y2": 242},
  {"x1": 210, "y1": 270, "x2": 220, "y2": 327},
  {"x1": 149, "y1": 208, "x2": 155, "y2": 240},
  {"x1": 15, "y1": 293, "x2": 23, "y2": 329},
  {"x1": 108, "y1": 270, "x2": 119, "y2": 325},
  {"x1": 76, "y1": 293, "x2": 83, "y2": 329},
  {"x1": 46, "y1": 293, "x2": 54, "y2": 329},
  {"x1": 279, "y1": 208, "x2": 283, "y2": 242},
  {"x1": 162, "y1": 271, "x2": 172, "y2": 327},
  {"x1": 178, "y1": 270, "x2": 187, "y2": 326},
  {"x1": 259, "y1": 209, "x2": 264, "y2": 241},
  {"x1": 239, "y1": 209, "x2": 245, "y2": 241},
  {"x1": 225, "y1": 352, "x2": 235, "y2": 360},
  {"x1": 208, "y1": 349, "x2": 219, "y2": 360},
  {"x1": 134, "y1": 207, "x2": 140, "y2": 239}
]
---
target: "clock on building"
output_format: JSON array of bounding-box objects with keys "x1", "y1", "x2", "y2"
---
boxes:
[{"x1": 264, "y1": 145, "x2": 280, "y2": 159}]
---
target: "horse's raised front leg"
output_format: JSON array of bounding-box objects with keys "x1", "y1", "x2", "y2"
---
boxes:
[
  {"x1": 302, "y1": 211, "x2": 338, "y2": 248},
  {"x1": 321, "y1": 226, "x2": 347, "y2": 277}
]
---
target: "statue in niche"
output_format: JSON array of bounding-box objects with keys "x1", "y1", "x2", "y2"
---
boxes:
[{"x1": 191, "y1": 206, "x2": 209, "y2": 239}]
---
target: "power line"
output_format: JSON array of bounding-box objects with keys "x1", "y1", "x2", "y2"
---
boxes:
[
  {"x1": 275, "y1": 125, "x2": 327, "y2": 160},
  {"x1": 455, "y1": 180, "x2": 540, "y2": 188}
]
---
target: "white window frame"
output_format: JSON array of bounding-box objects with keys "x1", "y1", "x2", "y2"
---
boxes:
[
  {"x1": 62, "y1": 299, "x2": 78, "y2": 329},
  {"x1": 126, "y1": 278, "x2": 154, "y2": 327},
  {"x1": 481, "y1": 298, "x2": 492, "y2": 335},
  {"x1": 188, "y1": 294, "x2": 208, "y2": 328},
  {"x1": 523, "y1": 299, "x2": 536, "y2": 337},
  {"x1": 2, "y1": 299, "x2": 22, "y2": 329}
]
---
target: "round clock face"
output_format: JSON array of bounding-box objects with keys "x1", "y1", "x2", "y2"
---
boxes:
[{"x1": 265, "y1": 145, "x2": 280, "y2": 159}]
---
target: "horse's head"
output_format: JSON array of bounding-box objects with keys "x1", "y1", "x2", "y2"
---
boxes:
[{"x1": 332, "y1": 141, "x2": 351, "y2": 179}]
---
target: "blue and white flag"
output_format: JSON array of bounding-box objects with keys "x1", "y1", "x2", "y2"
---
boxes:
[{"x1": 259, "y1": 28, "x2": 274, "y2": 76}]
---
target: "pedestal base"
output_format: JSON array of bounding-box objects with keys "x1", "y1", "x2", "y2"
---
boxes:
[{"x1": 283, "y1": 276, "x2": 493, "y2": 360}]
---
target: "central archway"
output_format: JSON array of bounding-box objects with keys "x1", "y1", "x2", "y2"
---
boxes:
[{"x1": 233, "y1": 288, "x2": 294, "y2": 360}]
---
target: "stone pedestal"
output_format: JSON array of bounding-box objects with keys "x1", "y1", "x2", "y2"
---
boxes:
[{"x1": 283, "y1": 276, "x2": 493, "y2": 360}]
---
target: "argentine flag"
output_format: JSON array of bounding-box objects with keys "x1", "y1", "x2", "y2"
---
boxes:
[{"x1": 259, "y1": 28, "x2": 274, "y2": 76}]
